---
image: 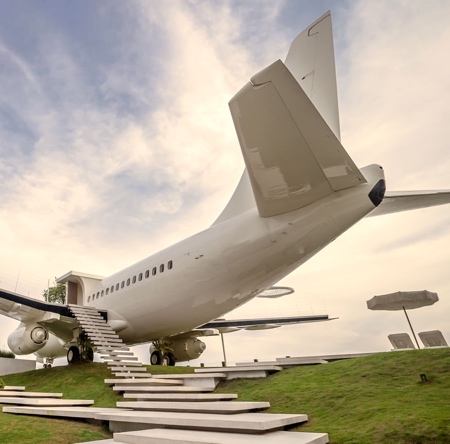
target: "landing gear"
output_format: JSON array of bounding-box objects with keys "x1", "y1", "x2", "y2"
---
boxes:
[
  {"x1": 67, "y1": 346, "x2": 80, "y2": 364},
  {"x1": 150, "y1": 350, "x2": 176, "y2": 366},
  {"x1": 165, "y1": 352, "x2": 176, "y2": 366},
  {"x1": 150, "y1": 350, "x2": 163, "y2": 365},
  {"x1": 43, "y1": 357, "x2": 54, "y2": 369}
]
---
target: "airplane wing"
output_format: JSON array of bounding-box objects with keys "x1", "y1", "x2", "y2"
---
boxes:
[
  {"x1": 0, "y1": 288, "x2": 77, "y2": 342},
  {"x1": 367, "y1": 190, "x2": 450, "y2": 216},
  {"x1": 198, "y1": 314, "x2": 335, "y2": 334}
]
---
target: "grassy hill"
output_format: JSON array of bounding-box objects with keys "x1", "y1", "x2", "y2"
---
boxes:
[{"x1": 0, "y1": 349, "x2": 449, "y2": 443}]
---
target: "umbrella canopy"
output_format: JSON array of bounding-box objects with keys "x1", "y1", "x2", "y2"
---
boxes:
[{"x1": 367, "y1": 290, "x2": 439, "y2": 311}]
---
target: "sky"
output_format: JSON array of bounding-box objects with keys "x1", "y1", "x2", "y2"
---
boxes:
[{"x1": 1, "y1": 0, "x2": 450, "y2": 368}]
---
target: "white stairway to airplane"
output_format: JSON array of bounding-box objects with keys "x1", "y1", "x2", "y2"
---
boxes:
[{"x1": 68, "y1": 305, "x2": 150, "y2": 377}]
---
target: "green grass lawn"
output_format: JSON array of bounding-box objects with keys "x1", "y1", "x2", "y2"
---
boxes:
[
  {"x1": 215, "y1": 348, "x2": 450, "y2": 443},
  {"x1": 1, "y1": 349, "x2": 449, "y2": 443}
]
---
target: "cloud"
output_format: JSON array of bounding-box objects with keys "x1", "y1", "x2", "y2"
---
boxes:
[{"x1": 1, "y1": 1, "x2": 450, "y2": 367}]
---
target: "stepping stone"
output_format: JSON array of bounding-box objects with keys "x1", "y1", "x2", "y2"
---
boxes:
[
  {"x1": 155, "y1": 373, "x2": 227, "y2": 388},
  {"x1": 112, "y1": 373, "x2": 156, "y2": 378},
  {"x1": 2, "y1": 406, "x2": 130, "y2": 420},
  {"x1": 3, "y1": 386, "x2": 25, "y2": 391},
  {"x1": 96, "y1": 410, "x2": 308, "y2": 434},
  {"x1": 0, "y1": 397, "x2": 94, "y2": 406},
  {"x1": 116, "y1": 401, "x2": 270, "y2": 413},
  {"x1": 115, "y1": 386, "x2": 215, "y2": 393},
  {"x1": 122, "y1": 393, "x2": 238, "y2": 402},
  {"x1": 0, "y1": 391, "x2": 63, "y2": 398},
  {"x1": 110, "y1": 367, "x2": 147, "y2": 372},
  {"x1": 105, "y1": 378, "x2": 183, "y2": 386},
  {"x1": 114, "y1": 428, "x2": 329, "y2": 444},
  {"x1": 195, "y1": 366, "x2": 282, "y2": 380}
]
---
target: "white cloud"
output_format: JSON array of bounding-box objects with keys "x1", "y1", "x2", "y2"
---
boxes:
[{"x1": 1, "y1": 1, "x2": 450, "y2": 367}]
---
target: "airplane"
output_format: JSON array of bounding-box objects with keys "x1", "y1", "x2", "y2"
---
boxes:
[{"x1": 1, "y1": 11, "x2": 450, "y2": 368}]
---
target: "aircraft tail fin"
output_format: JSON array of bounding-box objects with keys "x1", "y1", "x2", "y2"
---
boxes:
[
  {"x1": 285, "y1": 11, "x2": 341, "y2": 140},
  {"x1": 228, "y1": 59, "x2": 365, "y2": 218}
]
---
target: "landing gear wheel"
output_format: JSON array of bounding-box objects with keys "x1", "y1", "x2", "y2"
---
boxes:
[
  {"x1": 150, "y1": 350, "x2": 163, "y2": 365},
  {"x1": 87, "y1": 347, "x2": 94, "y2": 362},
  {"x1": 67, "y1": 346, "x2": 80, "y2": 364},
  {"x1": 166, "y1": 352, "x2": 176, "y2": 366}
]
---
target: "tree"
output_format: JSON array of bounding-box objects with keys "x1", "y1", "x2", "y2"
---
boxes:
[{"x1": 43, "y1": 281, "x2": 66, "y2": 304}]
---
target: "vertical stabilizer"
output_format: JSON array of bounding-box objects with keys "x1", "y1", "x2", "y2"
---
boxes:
[{"x1": 285, "y1": 11, "x2": 341, "y2": 140}]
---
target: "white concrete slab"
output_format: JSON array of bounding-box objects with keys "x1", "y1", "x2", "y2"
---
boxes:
[
  {"x1": 96, "y1": 410, "x2": 308, "y2": 433},
  {"x1": 195, "y1": 366, "x2": 282, "y2": 379},
  {"x1": 3, "y1": 406, "x2": 130, "y2": 419},
  {"x1": 0, "y1": 397, "x2": 94, "y2": 406},
  {"x1": 155, "y1": 373, "x2": 226, "y2": 388},
  {"x1": 105, "y1": 378, "x2": 183, "y2": 386},
  {"x1": 110, "y1": 367, "x2": 147, "y2": 372},
  {"x1": 116, "y1": 401, "x2": 270, "y2": 413},
  {"x1": 195, "y1": 366, "x2": 282, "y2": 373},
  {"x1": 75, "y1": 440, "x2": 118, "y2": 444},
  {"x1": 3, "y1": 386, "x2": 25, "y2": 391},
  {"x1": 114, "y1": 429, "x2": 329, "y2": 444},
  {"x1": 112, "y1": 373, "x2": 157, "y2": 378},
  {"x1": 115, "y1": 386, "x2": 215, "y2": 393},
  {"x1": 122, "y1": 393, "x2": 238, "y2": 402},
  {"x1": 0, "y1": 391, "x2": 63, "y2": 398},
  {"x1": 108, "y1": 362, "x2": 145, "y2": 367}
]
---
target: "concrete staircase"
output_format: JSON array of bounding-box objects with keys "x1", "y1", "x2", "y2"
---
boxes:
[
  {"x1": 1, "y1": 306, "x2": 329, "y2": 443},
  {"x1": 68, "y1": 305, "x2": 150, "y2": 378}
]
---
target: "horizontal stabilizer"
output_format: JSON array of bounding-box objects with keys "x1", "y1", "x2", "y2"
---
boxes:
[
  {"x1": 368, "y1": 190, "x2": 450, "y2": 216},
  {"x1": 229, "y1": 59, "x2": 366, "y2": 218}
]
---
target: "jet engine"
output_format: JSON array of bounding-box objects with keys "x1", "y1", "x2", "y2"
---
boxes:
[
  {"x1": 7, "y1": 323, "x2": 49, "y2": 355},
  {"x1": 170, "y1": 337, "x2": 206, "y2": 362}
]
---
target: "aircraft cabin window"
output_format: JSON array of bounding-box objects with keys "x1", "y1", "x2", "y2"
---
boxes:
[
  {"x1": 106, "y1": 288, "x2": 109, "y2": 295},
  {"x1": 145, "y1": 270, "x2": 150, "y2": 279},
  {"x1": 116, "y1": 283, "x2": 120, "y2": 291},
  {"x1": 152, "y1": 267, "x2": 157, "y2": 276},
  {"x1": 110, "y1": 286, "x2": 114, "y2": 293},
  {"x1": 88, "y1": 296, "x2": 90, "y2": 302},
  {"x1": 127, "y1": 278, "x2": 130, "y2": 286},
  {"x1": 160, "y1": 264, "x2": 164, "y2": 273},
  {"x1": 168, "y1": 260, "x2": 173, "y2": 270},
  {"x1": 138, "y1": 273, "x2": 143, "y2": 281},
  {"x1": 132, "y1": 276, "x2": 136, "y2": 284},
  {"x1": 121, "y1": 281, "x2": 125, "y2": 289},
  {"x1": 101, "y1": 290, "x2": 104, "y2": 297},
  {"x1": 96, "y1": 292, "x2": 100, "y2": 299}
]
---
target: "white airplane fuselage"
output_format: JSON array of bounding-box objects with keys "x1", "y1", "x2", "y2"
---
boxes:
[{"x1": 83, "y1": 164, "x2": 384, "y2": 345}]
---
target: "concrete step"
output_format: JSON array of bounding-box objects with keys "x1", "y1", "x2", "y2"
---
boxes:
[
  {"x1": 82, "y1": 326, "x2": 115, "y2": 332},
  {"x1": 2, "y1": 406, "x2": 130, "y2": 420},
  {"x1": 3, "y1": 407, "x2": 308, "y2": 435},
  {"x1": 154, "y1": 373, "x2": 226, "y2": 388},
  {"x1": 116, "y1": 401, "x2": 270, "y2": 414},
  {"x1": 194, "y1": 366, "x2": 283, "y2": 380},
  {"x1": 110, "y1": 367, "x2": 148, "y2": 373},
  {"x1": 108, "y1": 362, "x2": 144, "y2": 368},
  {"x1": 96, "y1": 410, "x2": 308, "y2": 434},
  {"x1": 106, "y1": 378, "x2": 183, "y2": 386},
  {"x1": 114, "y1": 429, "x2": 329, "y2": 444},
  {"x1": 115, "y1": 386, "x2": 215, "y2": 393},
  {"x1": 0, "y1": 391, "x2": 63, "y2": 398},
  {"x1": 0, "y1": 397, "x2": 94, "y2": 406},
  {"x1": 3, "y1": 386, "x2": 25, "y2": 391},
  {"x1": 122, "y1": 393, "x2": 238, "y2": 402},
  {"x1": 101, "y1": 351, "x2": 134, "y2": 356},
  {"x1": 112, "y1": 373, "x2": 157, "y2": 378},
  {"x1": 102, "y1": 356, "x2": 139, "y2": 362}
]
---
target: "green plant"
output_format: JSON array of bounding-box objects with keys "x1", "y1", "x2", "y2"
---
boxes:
[
  {"x1": 0, "y1": 378, "x2": 4, "y2": 389},
  {"x1": 0, "y1": 348, "x2": 15, "y2": 359}
]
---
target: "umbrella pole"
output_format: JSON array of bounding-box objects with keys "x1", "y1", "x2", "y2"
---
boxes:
[{"x1": 403, "y1": 306, "x2": 420, "y2": 349}]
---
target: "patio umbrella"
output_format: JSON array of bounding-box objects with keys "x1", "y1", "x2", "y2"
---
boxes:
[{"x1": 366, "y1": 290, "x2": 439, "y2": 349}]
